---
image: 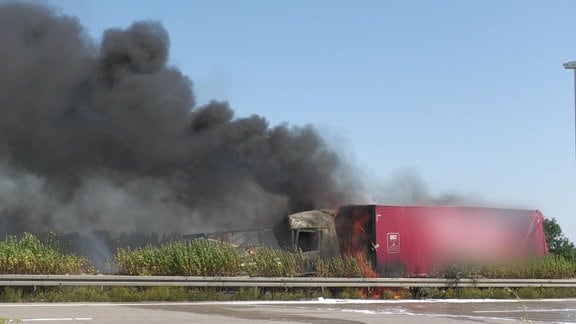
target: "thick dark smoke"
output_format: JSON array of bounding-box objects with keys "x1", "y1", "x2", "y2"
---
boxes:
[{"x1": 0, "y1": 2, "x2": 357, "y2": 236}]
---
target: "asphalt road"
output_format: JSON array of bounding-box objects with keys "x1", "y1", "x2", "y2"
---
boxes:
[{"x1": 0, "y1": 299, "x2": 575, "y2": 323}]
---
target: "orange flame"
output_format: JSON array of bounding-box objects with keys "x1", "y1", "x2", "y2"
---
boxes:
[{"x1": 334, "y1": 206, "x2": 383, "y2": 298}]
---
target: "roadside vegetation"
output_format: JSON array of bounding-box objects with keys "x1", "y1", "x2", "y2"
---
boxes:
[
  {"x1": 0, "y1": 232, "x2": 575, "y2": 302},
  {"x1": 114, "y1": 240, "x2": 366, "y2": 277},
  {"x1": 0, "y1": 286, "x2": 362, "y2": 302},
  {"x1": 432, "y1": 255, "x2": 576, "y2": 280},
  {"x1": 1, "y1": 285, "x2": 575, "y2": 302},
  {"x1": 115, "y1": 240, "x2": 241, "y2": 276},
  {"x1": 0, "y1": 233, "x2": 95, "y2": 275},
  {"x1": 409, "y1": 286, "x2": 576, "y2": 299}
]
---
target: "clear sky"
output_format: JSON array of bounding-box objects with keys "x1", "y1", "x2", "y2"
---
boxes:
[{"x1": 43, "y1": 0, "x2": 576, "y2": 241}]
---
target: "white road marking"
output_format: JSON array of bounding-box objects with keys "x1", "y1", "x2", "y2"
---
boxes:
[
  {"x1": 22, "y1": 318, "x2": 92, "y2": 322},
  {"x1": 475, "y1": 308, "x2": 576, "y2": 313}
]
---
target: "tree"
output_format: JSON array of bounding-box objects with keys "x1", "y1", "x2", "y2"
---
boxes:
[{"x1": 543, "y1": 218, "x2": 576, "y2": 261}]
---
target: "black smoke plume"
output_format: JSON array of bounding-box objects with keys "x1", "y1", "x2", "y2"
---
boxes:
[{"x1": 0, "y1": 2, "x2": 356, "y2": 236}]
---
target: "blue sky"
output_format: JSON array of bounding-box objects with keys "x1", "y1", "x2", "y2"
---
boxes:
[{"x1": 44, "y1": 0, "x2": 576, "y2": 241}]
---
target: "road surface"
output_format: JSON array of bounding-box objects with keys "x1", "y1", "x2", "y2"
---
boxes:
[{"x1": 0, "y1": 299, "x2": 574, "y2": 323}]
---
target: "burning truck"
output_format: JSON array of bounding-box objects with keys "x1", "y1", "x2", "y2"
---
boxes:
[{"x1": 186, "y1": 205, "x2": 548, "y2": 277}]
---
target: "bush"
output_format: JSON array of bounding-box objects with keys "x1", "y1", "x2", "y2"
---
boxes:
[{"x1": 543, "y1": 218, "x2": 576, "y2": 261}]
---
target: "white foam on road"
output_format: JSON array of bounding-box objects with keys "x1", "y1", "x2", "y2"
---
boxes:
[{"x1": 321, "y1": 305, "x2": 519, "y2": 323}]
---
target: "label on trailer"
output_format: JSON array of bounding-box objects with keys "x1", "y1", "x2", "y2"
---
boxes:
[{"x1": 387, "y1": 232, "x2": 400, "y2": 253}]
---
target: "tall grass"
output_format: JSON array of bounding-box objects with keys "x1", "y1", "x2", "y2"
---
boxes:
[
  {"x1": 0, "y1": 286, "x2": 337, "y2": 302},
  {"x1": 241, "y1": 247, "x2": 307, "y2": 277},
  {"x1": 433, "y1": 255, "x2": 576, "y2": 279},
  {"x1": 2, "y1": 285, "x2": 575, "y2": 302},
  {"x1": 315, "y1": 254, "x2": 363, "y2": 277},
  {"x1": 115, "y1": 240, "x2": 240, "y2": 276},
  {"x1": 0, "y1": 233, "x2": 95, "y2": 274},
  {"x1": 3, "y1": 233, "x2": 575, "y2": 280},
  {"x1": 115, "y1": 240, "x2": 361, "y2": 277},
  {"x1": 481, "y1": 256, "x2": 576, "y2": 279}
]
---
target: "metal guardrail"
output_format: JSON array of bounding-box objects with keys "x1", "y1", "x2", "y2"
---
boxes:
[{"x1": 0, "y1": 275, "x2": 575, "y2": 288}]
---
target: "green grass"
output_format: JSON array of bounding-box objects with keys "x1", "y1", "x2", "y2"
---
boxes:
[
  {"x1": 315, "y1": 254, "x2": 363, "y2": 277},
  {"x1": 241, "y1": 247, "x2": 307, "y2": 277},
  {"x1": 0, "y1": 233, "x2": 95, "y2": 275},
  {"x1": 0, "y1": 285, "x2": 574, "y2": 302},
  {"x1": 0, "y1": 286, "x2": 334, "y2": 302},
  {"x1": 114, "y1": 240, "x2": 310, "y2": 277},
  {"x1": 1, "y1": 233, "x2": 576, "y2": 302},
  {"x1": 481, "y1": 256, "x2": 576, "y2": 279},
  {"x1": 1, "y1": 233, "x2": 575, "y2": 281},
  {"x1": 409, "y1": 286, "x2": 576, "y2": 299},
  {"x1": 432, "y1": 255, "x2": 576, "y2": 279},
  {"x1": 0, "y1": 233, "x2": 370, "y2": 278},
  {"x1": 115, "y1": 240, "x2": 241, "y2": 276}
]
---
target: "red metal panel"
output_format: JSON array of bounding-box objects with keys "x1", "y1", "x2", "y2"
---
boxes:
[
  {"x1": 374, "y1": 205, "x2": 430, "y2": 276},
  {"x1": 372, "y1": 205, "x2": 548, "y2": 277}
]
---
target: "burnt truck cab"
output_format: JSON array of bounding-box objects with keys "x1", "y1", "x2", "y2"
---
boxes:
[
  {"x1": 274, "y1": 209, "x2": 340, "y2": 259},
  {"x1": 184, "y1": 209, "x2": 340, "y2": 259}
]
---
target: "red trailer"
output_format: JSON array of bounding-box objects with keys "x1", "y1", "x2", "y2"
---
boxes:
[{"x1": 335, "y1": 205, "x2": 548, "y2": 277}]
